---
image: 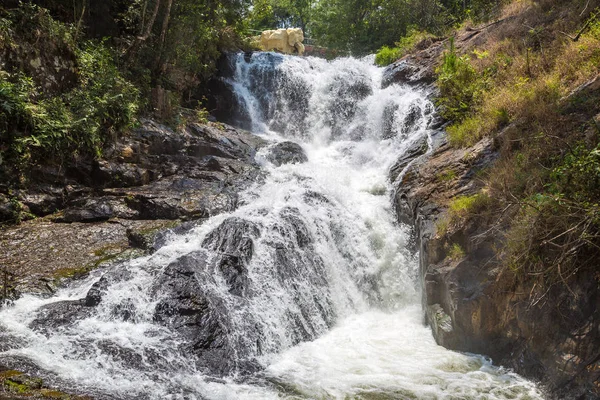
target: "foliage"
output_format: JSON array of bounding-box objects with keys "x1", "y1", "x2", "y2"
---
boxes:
[
  {"x1": 448, "y1": 193, "x2": 490, "y2": 221},
  {"x1": 0, "y1": 11, "x2": 139, "y2": 179},
  {"x1": 309, "y1": 0, "x2": 505, "y2": 55},
  {"x1": 447, "y1": 243, "x2": 466, "y2": 260},
  {"x1": 435, "y1": 2, "x2": 600, "y2": 296},
  {"x1": 436, "y1": 38, "x2": 484, "y2": 123},
  {"x1": 375, "y1": 46, "x2": 404, "y2": 67},
  {"x1": 375, "y1": 29, "x2": 434, "y2": 66},
  {"x1": 248, "y1": 0, "x2": 313, "y2": 31}
]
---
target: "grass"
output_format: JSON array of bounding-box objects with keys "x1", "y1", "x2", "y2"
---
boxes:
[
  {"x1": 439, "y1": 5, "x2": 600, "y2": 149},
  {"x1": 436, "y1": 169, "x2": 457, "y2": 182},
  {"x1": 448, "y1": 193, "x2": 491, "y2": 220},
  {"x1": 375, "y1": 29, "x2": 435, "y2": 66},
  {"x1": 433, "y1": 1, "x2": 600, "y2": 295}
]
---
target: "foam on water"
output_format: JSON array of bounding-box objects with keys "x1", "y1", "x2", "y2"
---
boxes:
[{"x1": 0, "y1": 52, "x2": 545, "y2": 399}]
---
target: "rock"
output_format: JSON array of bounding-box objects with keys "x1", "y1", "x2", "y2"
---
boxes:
[
  {"x1": 0, "y1": 194, "x2": 16, "y2": 222},
  {"x1": 394, "y1": 133, "x2": 600, "y2": 398},
  {"x1": 0, "y1": 218, "x2": 183, "y2": 296},
  {"x1": 389, "y1": 135, "x2": 429, "y2": 184},
  {"x1": 60, "y1": 198, "x2": 115, "y2": 222},
  {"x1": 382, "y1": 39, "x2": 445, "y2": 89},
  {"x1": 18, "y1": 186, "x2": 64, "y2": 217},
  {"x1": 267, "y1": 142, "x2": 308, "y2": 166},
  {"x1": 29, "y1": 300, "x2": 90, "y2": 334},
  {"x1": 151, "y1": 251, "x2": 235, "y2": 375},
  {"x1": 202, "y1": 217, "x2": 260, "y2": 297}
]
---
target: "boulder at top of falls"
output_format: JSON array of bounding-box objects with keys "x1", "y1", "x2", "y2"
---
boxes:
[
  {"x1": 381, "y1": 39, "x2": 445, "y2": 89},
  {"x1": 267, "y1": 142, "x2": 308, "y2": 166}
]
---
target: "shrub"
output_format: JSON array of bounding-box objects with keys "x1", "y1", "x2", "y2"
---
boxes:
[
  {"x1": 375, "y1": 29, "x2": 434, "y2": 66},
  {"x1": 375, "y1": 46, "x2": 403, "y2": 67},
  {"x1": 435, "y1": 38, "x2": 484, "y2": 123},
  {"x1": 447, "y1": 243, "x2": 466, "y2": 261},
  {"x1": 0, "y1": 39, "x2": 139, "y2": 178}
]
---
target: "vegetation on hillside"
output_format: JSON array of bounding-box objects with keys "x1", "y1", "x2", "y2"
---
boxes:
[
  {"x1": 0, "y1": 0, "x2": 250, "y2": 189},
  {"x1": 433, "y1": 0, "x2": 600, "y2": 296}
]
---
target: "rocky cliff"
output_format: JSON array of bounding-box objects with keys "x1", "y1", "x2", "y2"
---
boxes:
[
  {"x1": 0, "y1": 119, "x2": 265, "y2": 299},
  {"x1": 386, "y1": 21, "x2": 600, "y2": 400}
]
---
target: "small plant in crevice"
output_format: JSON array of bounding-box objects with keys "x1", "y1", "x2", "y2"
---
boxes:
[{"x1": 446, "y1": 243, "x2": 466, "y2": 261}]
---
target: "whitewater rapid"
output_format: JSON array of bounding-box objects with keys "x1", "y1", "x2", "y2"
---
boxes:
[{"x1": 0, "y1": 53, "x2": 544, "y2": 399}]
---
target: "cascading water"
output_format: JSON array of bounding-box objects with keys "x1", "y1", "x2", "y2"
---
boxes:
[{"x1": 0, "y1": 53, "x2": 545, "y2": 400}]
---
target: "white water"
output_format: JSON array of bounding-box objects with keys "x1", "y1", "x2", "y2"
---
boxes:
[{"x1": 0, "y1": 53, "x2": 544, "y2": 399}]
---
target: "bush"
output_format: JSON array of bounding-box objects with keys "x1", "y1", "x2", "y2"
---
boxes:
[
  {"x1": 375, "y1": 29, "x2": 434, "y2": 66},
  {"x1": 435, "y1": 38, "x2": 484, "y2": 123},
  {"x1": 375, "y1": 46, "x2": 403, "y2": 67},
  {"x1": 0, "y1": 39, "x2": 139, "y2": 177}
]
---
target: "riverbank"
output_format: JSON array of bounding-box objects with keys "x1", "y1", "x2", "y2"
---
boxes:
[{"x1": 385, "y1": 2, "x2": 600, "y2": 397}]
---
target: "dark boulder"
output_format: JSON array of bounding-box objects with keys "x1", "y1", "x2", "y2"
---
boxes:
[
  {"x1": 60, "y1": 198, "x2": 115, "y2": 222},
  {"x1": 267, "y1": 142, "x2": 308, "y2": 166},
  {"x1": 151, "y1": 251, "x2": 235, "y2": 375},
  {"x1": 29, "y1": 300, "x2": 90, "y2": 334},
  {"x1": 381, "y1": 39, "x2": 445, "y2": 89}
]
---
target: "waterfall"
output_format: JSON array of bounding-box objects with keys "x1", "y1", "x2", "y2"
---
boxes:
[{"x1": 0, "y1": 53, "x2": 544, "y2": 400}]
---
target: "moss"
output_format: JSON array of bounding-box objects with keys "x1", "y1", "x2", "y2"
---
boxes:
[
  {"x1": 0, "y1": 369, "x2": 86, "y2": 399},
  {"x1": 0, "y1": 370, "x2": 24, "y2": 379},
  {"x1": 4, "y1": 379, "x2": 29, "y2": 393}
]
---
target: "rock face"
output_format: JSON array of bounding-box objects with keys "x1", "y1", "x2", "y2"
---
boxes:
[
  {"x1": 382, "y1": 38, "x2": 445, "y2": 89},
  {"x1": 388, "y1": 25, "x2": 600, "y2": 400},
  {"x1": 259, "y1": 28, "x2": 305, "y2": 55},
  {"x1": 393, "y1": 130, "x2": 600, "y2": 399},
  {"x1": 0, "y1": 119, "x2": 265, "y2": 298}
]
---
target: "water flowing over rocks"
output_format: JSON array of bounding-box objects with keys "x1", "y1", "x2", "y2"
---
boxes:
[
  {"x1": 392, "y1": 47, "x2": 600, "y2": 398},
  {"x1": 266, "y1": 141, "x2": 308, "y2": 166},
  {"x1": 0, "y1": 52, "x2": 546, "y2": 400}
]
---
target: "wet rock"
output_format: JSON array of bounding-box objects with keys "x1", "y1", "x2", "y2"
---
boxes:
[
  {"x1": 60, "y1": 198, "x2": 115, "y2": 222},
  {"x1": 203, "y1": 217, "x2": 260, "y2": 297},
  {"x1": 29, "y1": 300, "x2": 90, "y2": 333},
  {"x1": 152, "y1": 251, "x2": 235, "y2": 375},
  {"x1": 401, "y1": 104, "x2": 423, "y2": 136},
  {"x1": 382, "y1": 102, "x2": 400, "y2": 139},
  {"x1": 267, "y1": 142, "x2": 308, "y2": 166},
  {"x1": 382, "y1": 39, "x2": 445, "y2": 89},
  {"x1": 85, "y1": 268, "x2": 133, "y2": 307},
  {"x1": 389, "y1": 135, "x2": 429, "y2": 184}
]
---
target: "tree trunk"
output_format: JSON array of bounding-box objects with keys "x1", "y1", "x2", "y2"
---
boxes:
[
  {"x1": 125, "y1": 0, "x2": 161, "y2": 60},
  {"x1": 155, "y1": 0, "x2": 173, "y2": 74}
]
